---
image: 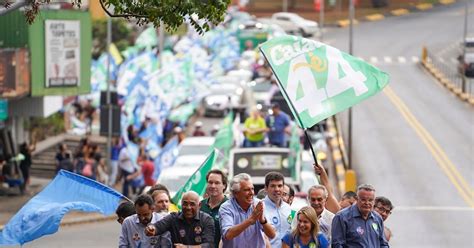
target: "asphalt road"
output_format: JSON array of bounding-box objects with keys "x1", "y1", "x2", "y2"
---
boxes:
[
  {"x1": 325, "y1": 2, "x2": 474, "y2": 247},
  {"x1": 10, "y1": 3, "x2": 474, "y2": 247},
  {"x1": 18, "y1": 220, "x2": 120, "y2": 248}
]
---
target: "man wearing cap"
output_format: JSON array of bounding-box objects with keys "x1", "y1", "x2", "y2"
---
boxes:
[
  {"x1": 193, "y1": 121, "x2": 206, "y2": 137},
  {"x1": 265, "y1": 103, "x2": 290, "y2": 147}
]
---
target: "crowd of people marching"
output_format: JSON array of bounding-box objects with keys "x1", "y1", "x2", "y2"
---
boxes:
[{"x1": 116, "y1": 161, "x2": 394, "y2": 248}]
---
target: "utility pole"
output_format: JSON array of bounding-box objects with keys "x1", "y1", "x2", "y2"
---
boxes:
[
  {"x1": 461, "y1": 0, "x2": 468, "y2": 93},
  {"x1": 348, "y1": 0, "x2": 354, "y2": 170},
  {"x1": 319, "y1": 0, "x2": 324, "y2": 41},
  {"x1": 106, "y1": 16, "x2": 112, "y2": 172},
  {"x1": 159, "y1": 21, "x2": 164, "y2": 69},
  {"x1": 282, "y1": 0, "x2": 288, "y2": 12}
]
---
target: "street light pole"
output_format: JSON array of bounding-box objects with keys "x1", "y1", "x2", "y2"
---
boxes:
[{"x1": 348, "y1": 0, "x2": 354, "y2": 170}]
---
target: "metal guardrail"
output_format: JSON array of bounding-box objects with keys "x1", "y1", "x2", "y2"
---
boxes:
[{"x1": 421, "y1": 47, "x2": 474, "y2": 104}]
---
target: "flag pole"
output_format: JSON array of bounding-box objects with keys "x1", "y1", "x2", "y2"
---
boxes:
[
  {"x1": 303, "y1": 128, "x2": 320, "y2": 167},
  {"x1": 258, "y1": 46, "x2": 322, "y2": 167}
]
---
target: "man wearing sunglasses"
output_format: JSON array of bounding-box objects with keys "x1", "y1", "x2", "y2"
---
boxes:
[{"x1": 374, "y1": 196, "x2": 394, "y2": 242}]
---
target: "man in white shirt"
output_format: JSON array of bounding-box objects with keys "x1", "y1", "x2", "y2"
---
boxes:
[
  {"x1": 263, "y1": 172, "x2": 292, "y2": 247},
  {"x1": 119, "y1": 194, "x2": 171, "y2": 248}
]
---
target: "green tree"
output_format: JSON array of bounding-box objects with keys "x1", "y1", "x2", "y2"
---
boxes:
[
  {"x1": 92, "y1": 18, "x2": 133, "y2": 55},
  {"x1": 1, "y1": 0, "x2": 231, "y2": 34}
]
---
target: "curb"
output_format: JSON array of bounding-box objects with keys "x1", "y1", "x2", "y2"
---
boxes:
[
  {"x1": 326, "y1": 116, "x2": 347, "y2": 195},
  {"x1": 421, "y1": 58, "x2": 474, "y2": 106},
  {"x1": 335, "y1": 0, "x2": 458, "y2": 28}
]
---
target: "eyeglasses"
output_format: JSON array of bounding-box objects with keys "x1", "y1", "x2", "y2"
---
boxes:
[{"x1": 375, "y1": 206, "x2": 392, "y2": 215}]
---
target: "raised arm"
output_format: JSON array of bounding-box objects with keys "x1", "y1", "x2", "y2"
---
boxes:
[{"x1": 314, "y1": 163, "x2": 341, "y2": 214}]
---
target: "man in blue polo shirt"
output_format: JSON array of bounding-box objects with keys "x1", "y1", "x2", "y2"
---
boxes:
[
  {"x1": 331, "y1": 184, "x2": 389, "y2": 248},
  {"x1": 262, "y1": 172, "x2": 292, "y2": 247},
  {"x1": 219, "y1": 173, "x2": 276, "y2": 248},
  {"x1": 265, "y1": 103, "x2": 290, "y2": 147}
]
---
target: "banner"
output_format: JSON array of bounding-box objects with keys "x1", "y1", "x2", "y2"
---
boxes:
[
  {"x1": 45, "y1": 20, "x2": 81, "y2": 87},
  {"x1": 171, "y1": 149, "x2": 217, "y2": 209},
  {"x1": 260, "y1": 35, "x2": 389, "y2": 129},
  {"x1": 0, "y1": 170, "x2": 124, "y2": 245}
]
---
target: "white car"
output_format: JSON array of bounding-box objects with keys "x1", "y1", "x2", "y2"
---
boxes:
[
  {"x1": 156, "y1": 162, "x2": 200, "y2": 196},
  {"x1": 178, "y1": 136, "x2": 215, "y2": 156},
  {"x1": 271, "y1": 12, "x2": 320, "y2": 38},
  {"x1": 203, "y1": 84, "x2": 244, "y2": 117}
]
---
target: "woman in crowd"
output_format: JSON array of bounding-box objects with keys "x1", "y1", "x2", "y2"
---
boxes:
[
  {"x1": 19, "y1": 141, "x2": 36, "y2": 192},
  {"x1": 282, "y1": 206, "x2": 329, "y2": 248}
]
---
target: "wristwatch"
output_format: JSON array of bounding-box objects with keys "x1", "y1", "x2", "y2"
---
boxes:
[{"x1": 260, "y1": 218, "x2": 268, "y2": 225}]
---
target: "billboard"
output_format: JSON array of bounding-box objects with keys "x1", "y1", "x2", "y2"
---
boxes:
[
  {"x1": 45, "y1": 20, "x2": 81, "y2": 87},
  {"x1": 0, "y1": 49, "x2": 30, "y2": 99}
]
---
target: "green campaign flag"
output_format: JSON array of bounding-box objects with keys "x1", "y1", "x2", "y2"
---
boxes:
[
  {"x1": 172, "y1": 149, "x2": 217, "y2": 209},
  {"x1": 288, "y1": 124, "x2": 301, "y2": 179},
  {"x1": 212, "y1": 111, "x2": 234, "y2": 152},
  {"x1": 259, "y1": 35, "x2": 389, "y2": 128},
  {"x1": 212, "y1": 111, "x2": 234, "y2": 169}
]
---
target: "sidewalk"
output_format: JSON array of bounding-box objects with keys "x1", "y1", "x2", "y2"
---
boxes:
[{"x1": 0, "y1": 177, "x2": 114, "y2": 231}]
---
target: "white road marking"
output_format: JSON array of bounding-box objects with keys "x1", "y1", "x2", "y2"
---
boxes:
[
  {"x1": 412, "y1": 56, "x2": 420, "y2": 63},
  {"x1": 384, "y1": 56, "x2": 392, "y2": 63},
  {"x1": 396, "y1": 206, "x2": 474, "y2": 211},
  {"x1": 370, "y1": 57, "x2": 378, "y2": 64},
  {"x1": 398, "y1": 56, "x2": 406, "y2": 63}
]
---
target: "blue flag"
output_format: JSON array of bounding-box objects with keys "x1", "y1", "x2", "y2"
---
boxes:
[
  {"x1": 0, "y1": 170, "x2": 124, "y2": 245},
  {"x1": 153, "y1": 137, "x2": 179, "y2": 180}
]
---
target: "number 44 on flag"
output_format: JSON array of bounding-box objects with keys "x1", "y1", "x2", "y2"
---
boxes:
[{"x1": 259, "y1": 35, "x2": 389, "y2": 129}]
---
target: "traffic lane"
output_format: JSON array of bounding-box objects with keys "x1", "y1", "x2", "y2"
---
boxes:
[
  {"x1": 337, "y1": 64, "x2": 473, "y2": 246},
  {"x1": 21, "y1": 220, "x2": 120, "y2": 248},
  {"x1": 386, "y1": 208, "x2": 474, "y2": 247},
  {"x1": 324, "y1": 2, "x2": 474, "y2": 57},
  {"x1": 338, "y1": 93, "x2": 473, "y2": 247},
  {"x1": 339, "y1": 90, "x2": 468, "y2": 208},
  {"x1": 386, "y1": 63, "x2": 474, "y2": 189}
]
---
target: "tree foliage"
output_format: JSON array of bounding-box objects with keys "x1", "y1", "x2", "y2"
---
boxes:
[
  {"x1": 1, "y1": 0, "x2": 230, "y2": 34},
  {"x1": 92, "y1": 18, "x2": 133, "y2": 55}
]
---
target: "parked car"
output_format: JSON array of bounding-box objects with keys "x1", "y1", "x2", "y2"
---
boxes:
[
  {"x1": 257, "y1": 18, "x2": 288, "y2": 38},
  {"x1": 457, "y1": 52, "x2": 474, "y2": 78},
  {"x1": 271, "y1": 12, "x2": 320, "y2": 38},
  {"x1": 462, "y1": 37, "x2": 474, "y2": 53},
  {"x1": 203, "y1": 83, "x2": 244, "y2": 117}
]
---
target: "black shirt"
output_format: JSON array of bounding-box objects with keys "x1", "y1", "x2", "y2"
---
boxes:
[
  {"x1": 154, "y1": 211, "x2": 215, "y2": 247},
  {"x1": 200, "y1": 196, "x2": 228, "y2": 248}
]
